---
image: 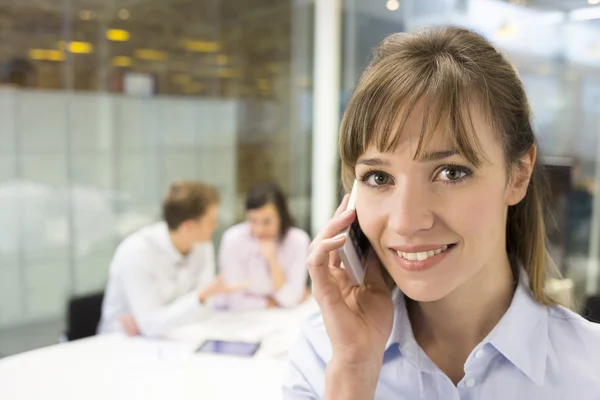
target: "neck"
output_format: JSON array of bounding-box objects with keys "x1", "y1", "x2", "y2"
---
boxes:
[
  {"x1": 169, "y1": 230, "x2": 192, "y2": 256},
  {"x1": 408, "y1": 255, "x2": 516, "y2": 356}
]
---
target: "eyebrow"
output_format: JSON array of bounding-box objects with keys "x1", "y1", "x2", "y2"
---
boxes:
[
  {"x1": 357, "y1": 149, "x2": 460, "y2": 166},
  {"x1": 419, "y1": 149, "x2": 460, "y2": 162},
  {"x1": 356, "y1": 157, "x2": 390, "y2": 167}
]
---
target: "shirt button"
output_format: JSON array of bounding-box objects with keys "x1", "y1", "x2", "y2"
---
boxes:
[
  {"x1": 475, "y1": 349, "x2": 484, "y2": 359},
  {"x1": 465, "y1": 378, "x2": 476, "y2": 388}
]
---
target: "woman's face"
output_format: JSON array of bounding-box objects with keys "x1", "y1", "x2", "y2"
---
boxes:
[
  {"x1": 354, "y1": 105, "x2": 532, "y2": 302},
  {"x1": 247, "y1": 202, "x2": 281, "y2": 240}
]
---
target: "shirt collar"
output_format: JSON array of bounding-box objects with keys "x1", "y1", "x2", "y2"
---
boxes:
[
  {"x1": 384, "y1": 271, "x2": 549, "y2": 384},
  {"x1": 157, "y1": 222, "x2": 185, "y2": 265},
  {"x1": 486, "y1": 272, "x2": 549, "y2": 385},
  {"x1": 385, "y1": 288, "x2": 439, "y2": 373}
]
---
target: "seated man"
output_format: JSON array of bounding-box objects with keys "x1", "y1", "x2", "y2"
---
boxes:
[{"x1": 97, "y1": 181, "x2": 246, "y2": 337}]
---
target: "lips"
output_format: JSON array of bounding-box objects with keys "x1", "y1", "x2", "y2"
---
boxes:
[
  {"x1": 396, "y1": 244, "x2": 450, "y2": 261},
  {"x1": 389, "y1": 243, "x2": 457, "y2": 272}
]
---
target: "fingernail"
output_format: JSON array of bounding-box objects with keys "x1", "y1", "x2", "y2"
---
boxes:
[
  {"x1": 340, "y1": 209, "x2": 355, "y2": 218},
  {"x1": 333, "y1": 233, "x2": 346, "y2": 241}
]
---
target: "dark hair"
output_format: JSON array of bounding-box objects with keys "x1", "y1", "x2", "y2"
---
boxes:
[
  {"x1": 339, "y1": 26, "x2": 560, "y2": 305},
  {"x1": 162, "y1": 181, "x2": 221, "y2": 230},
  {"x1": 245, "y1": 182, "x2": 294, "y2": 238}
]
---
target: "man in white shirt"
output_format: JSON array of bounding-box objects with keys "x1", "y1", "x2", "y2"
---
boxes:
[{"x1": 98, "y1": 181, "x2": 245, "y2": 338}]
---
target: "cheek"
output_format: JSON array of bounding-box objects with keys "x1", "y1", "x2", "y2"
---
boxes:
[
  {"x1": 356, "y1": 198, "x2": 387, "y2": 245},
  {"x1": 442, "y1": 181, "x2": 507, "y2": 243}
]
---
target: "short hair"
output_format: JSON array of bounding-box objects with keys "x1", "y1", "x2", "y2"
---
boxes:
[
  {"x1": 245, "y1": 182, "x2": 294, "y2": 239},
  {"x1": 162, "y1": 181, "x2": 220, "y2": 230}
]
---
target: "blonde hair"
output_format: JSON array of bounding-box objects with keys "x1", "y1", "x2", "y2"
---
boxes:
[{"x1": 339, "y1": 26, "x2": 561, "y2": 306}]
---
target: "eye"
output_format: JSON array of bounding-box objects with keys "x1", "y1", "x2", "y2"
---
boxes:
[
  {"x1": 359, "y1": 170, "x2": 392, "y2": 187},
  {"x1": 436, "y1": 165, "x2": 472, "y2": 184}
]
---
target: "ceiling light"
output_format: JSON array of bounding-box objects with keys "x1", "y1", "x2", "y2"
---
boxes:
[
  {"x1": 29, "y1": 49, "x2": 65, "y2": 62},
  {"x1": 68, "y1": 41, "x2": 93, "y2": 54},
  {"x1": 182, "y1": 40, "x2": 220, "y2": 53},
  {"x1": 112, "y1": 56, "x2": 132, "y2": 67},
  {"x1": 106, "y1": 29, "x2": 130, "y2": 42},
  {"x1": 588, "y1": 0, "x2": 600, "y2": 5},
  {"x1": 386, "y1": 0, "x2": 399, "y2": 11},
  {"x1": 118, "y1": 9, "x2": 130, "y2": 20},
  {"x1": 135, "y1": 49, "x2": 167, "y2": 61},
  {"x1": 79, "y1": 10, "x2": 94, "y2": 20}
]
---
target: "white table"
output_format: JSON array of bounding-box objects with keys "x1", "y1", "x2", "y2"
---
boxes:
[{"x1": 0, "y1": 299, "x2": 320, "y2": 400}]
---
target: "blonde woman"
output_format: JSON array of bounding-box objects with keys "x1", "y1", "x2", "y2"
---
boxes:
[{"x1": 284, "y1": 26, "x2": 600, "y2": 399}]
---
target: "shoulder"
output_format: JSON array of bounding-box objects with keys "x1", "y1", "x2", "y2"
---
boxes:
[
  {"x1": 285, "y1": 312, "x2": 331, "y2": 397},
  {"x1": 546, "y1": 305, "x2": 600, "y2": 381},
  {"x1": 221, "y1": 222, "x2": 251, "y2": 244},
  {"x1": 290, "y1": 312, "x2": 332, "y2": 366},
  {"x1": 547, "y1": 305, "x2": 600, "y2": 346},
  {"x1": 111, "y1": 223, "x2": 163, "y2": 267},
  {"x1": 283, "y1": 227, "x2": 311, "y2": 247}
]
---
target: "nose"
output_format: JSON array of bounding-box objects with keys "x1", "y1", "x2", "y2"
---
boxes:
[{"x1": 386, "y1": 181, "x2": 435, "y2": 237}]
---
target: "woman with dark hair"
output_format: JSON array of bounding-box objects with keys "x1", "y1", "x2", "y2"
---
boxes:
[{"x1": 217, "y1": 183, "x2": 311, "y2": 310}]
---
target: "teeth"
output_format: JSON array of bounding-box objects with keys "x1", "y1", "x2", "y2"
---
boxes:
[{"x1": 397, "y1": 245, "x2": 451, "y2": 261}]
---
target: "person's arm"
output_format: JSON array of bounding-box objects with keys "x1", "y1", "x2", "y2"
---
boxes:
[
  {"x1": 265, "y1": 255, "x2": 287, "y2": 291},
  {"x1": 271, "y1": 231, "x2": 310, "y2": 308},
  {"x1": 119, "y1": 248, "x2": 207, "y2": 338},
  {"x1": 217, "y1": 229, "x2": 268, "y2": 310},
  {"x1": 196, "y1": 242, "x2": 217, "y2": 304}
]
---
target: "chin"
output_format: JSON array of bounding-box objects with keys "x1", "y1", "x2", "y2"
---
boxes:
[{"x1": 393, "y1": 277, "x2": 457, "y2": 303}]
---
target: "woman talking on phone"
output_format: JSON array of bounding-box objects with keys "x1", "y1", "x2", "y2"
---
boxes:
[{"x1": 283, "y1": 26, "x2": 600, "y2": 399}]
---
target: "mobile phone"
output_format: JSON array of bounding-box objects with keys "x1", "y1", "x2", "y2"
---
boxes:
[
  {"x1": 337, "y1": 180, "x2": 371, "y2": 285},
  {"x1": 196, "y1": 340, "x2": 261, "y2": 357}
]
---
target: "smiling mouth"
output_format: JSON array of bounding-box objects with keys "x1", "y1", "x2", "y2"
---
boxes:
[{"x1": 395, "y1": 243, "x2": 456, "y2": 261}]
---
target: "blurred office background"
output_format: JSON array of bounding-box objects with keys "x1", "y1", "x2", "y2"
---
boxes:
[{"x1": 0, "y1": 0, "x2": 599, "y2": 356}]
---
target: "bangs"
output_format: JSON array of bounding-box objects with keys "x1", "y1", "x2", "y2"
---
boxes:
[{"x1": 339, "y1": 50, "x2": 492, "y2": 186}]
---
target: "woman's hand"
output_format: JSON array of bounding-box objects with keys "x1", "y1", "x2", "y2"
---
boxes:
[
  {"x1": 308, "y1": 195, "x2": 394, "y2": 399},
  {"x1": 258, "y1": 240, "x2": 278, "y2": 261}
]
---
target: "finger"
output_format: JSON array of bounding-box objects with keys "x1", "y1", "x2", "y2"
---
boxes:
[
  {"x1": 312, "y1": 209, "x2": 356, "y2": 250},
  {"x1": 330, "y1": 265, "x2": 357, "y2": 296},
  {"x1": 329, "y1": 246, "x2": 342, "y2": 268},
  {"x1": 307, "y1": 234, "x2": 346, "y2": 288},
  {"x1": 311, "y1": 194, "x2": 353, "y2": 244},
  {"x1": 308, "y1": 235, "x2": 356, "y2": 313},
  {"x1": 363, "y1": 249, "x2": 389, "y2": 291},
  {"x1": 225, "y1": 280, "x2": 252, "y2": 293}
]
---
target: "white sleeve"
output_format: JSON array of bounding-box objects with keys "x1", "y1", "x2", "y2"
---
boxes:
[
  {"x1": 197, "y1": 242, "x2": 217, "y2": 290},
  {"x1": 118, "y1": 245, "x2": 211, "y2": 338}
]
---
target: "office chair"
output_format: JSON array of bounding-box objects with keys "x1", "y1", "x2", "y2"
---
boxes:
[
  {"x1": 65, "y1": 292, "x2": 104, "y2": 341},
  {"x1": 582, "y1": 295, "x2": 600, "y2": 324}
]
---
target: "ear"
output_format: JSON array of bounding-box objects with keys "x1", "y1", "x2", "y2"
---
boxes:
[
  {"x1": 506, "y1": 145, "x2": 536, "y2": 206},
  {"x1": 178, "y1": 219, "x2": 193, "y2": 232}
]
